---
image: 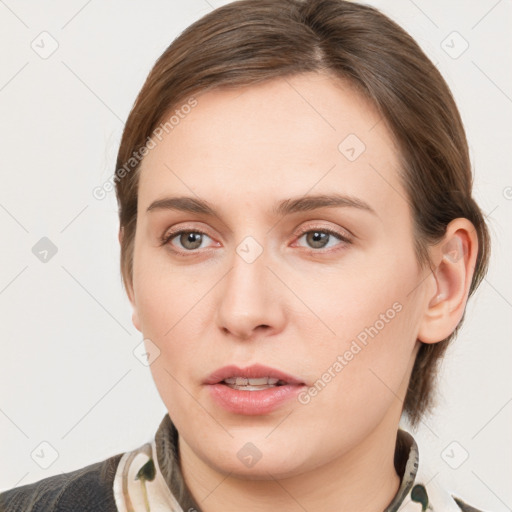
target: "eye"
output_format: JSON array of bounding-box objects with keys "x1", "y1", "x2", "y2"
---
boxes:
[
  {"x1": 294, "y1": 227, "x2": 351, "y2": 252},
  {"x1": 160, "y1": 229, "x2": 214, "y2": 253}
]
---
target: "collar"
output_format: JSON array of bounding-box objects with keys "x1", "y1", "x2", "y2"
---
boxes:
[{"x1": 113, "y1": 414, "x2": 465, "y2": 511}]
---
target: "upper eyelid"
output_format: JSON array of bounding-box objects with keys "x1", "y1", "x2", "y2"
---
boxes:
[
  {"x1": 162, "y1": 219, "x2": 354, "y2": 237},
  {"x1": 294, "y1": 223, "x2": 353, "y2": 239}
]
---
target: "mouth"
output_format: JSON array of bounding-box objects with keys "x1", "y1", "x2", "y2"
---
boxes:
[
  {"x1": 220, "y1": 376, "x2": 288, "y2": 391},
  {"x1": 204, "y1": 364, "x2": 306, "y2": 415},
  {"x1": 204, "y1": 363, "x2": 306, "y2": 389}
]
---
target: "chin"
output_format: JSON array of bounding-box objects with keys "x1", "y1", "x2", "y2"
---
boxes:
[
  {"x1": 198, "y1": 438, "x2": 312, "y2": 480},
  {"x1": 213, "y1": 456, "x2": 307, "y2": 481}
]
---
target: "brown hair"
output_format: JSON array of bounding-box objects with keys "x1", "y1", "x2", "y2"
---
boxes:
[{"x1": 114, "y1": 0, "x2": 490, "y2": 427}]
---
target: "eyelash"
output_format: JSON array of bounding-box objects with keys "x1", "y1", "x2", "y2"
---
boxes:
[{"x1": 159, "y1": 226, "x2": 352, "y2": 257}]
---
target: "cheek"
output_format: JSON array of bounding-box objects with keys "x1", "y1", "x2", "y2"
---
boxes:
[
  {"x1": 292, "y1": 250, "x2": 422, "y2": 408},
  {"x1": 133, "y1": 245, "x2": 206, "y2": 336},
  {"x1": 294, "y1": 245, "x2": 420, "y2": 348},
  {"x1": 134, "y1": 261, "x2": 208, "y2": 422},
  {"x1": 132, "y1": 246, "x2": 218, "y2": 386}
]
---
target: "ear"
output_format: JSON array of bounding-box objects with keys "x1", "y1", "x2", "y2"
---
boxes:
[
  {"x1": 118, "y1": 227, "x2": 141, "y2": 333},
  {"x1": 417, "y1": 218, "x2": 479, "y2": 344}
]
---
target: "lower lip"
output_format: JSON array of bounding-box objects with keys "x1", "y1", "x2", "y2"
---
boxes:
[{"x1": 207, "y1": 383, "x2": 305, "y2": 415}]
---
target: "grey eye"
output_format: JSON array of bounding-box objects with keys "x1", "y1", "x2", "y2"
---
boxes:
[
  {"x1": 177, "y1": 231, "x2": 205, "y2": 250},
  {"x1": 303, "y1": 231, "x2": 330, "y2": 249}
]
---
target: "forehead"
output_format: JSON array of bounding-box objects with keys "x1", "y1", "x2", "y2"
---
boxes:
[{"x1": 138, "y1": 72, "x2": 406, "y2": 220}]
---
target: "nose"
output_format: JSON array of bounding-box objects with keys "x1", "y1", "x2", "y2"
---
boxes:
[{"x1": 215, "y1": 240, "x2": 286, "y2": 341}]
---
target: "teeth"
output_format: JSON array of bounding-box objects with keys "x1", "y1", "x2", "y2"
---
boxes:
[
  {"x1": 228, "y1": 384, "x2": 277, "y2": 390},
  {"x1": 223, "y1": 376, "x2": 281, "y2": 386}
]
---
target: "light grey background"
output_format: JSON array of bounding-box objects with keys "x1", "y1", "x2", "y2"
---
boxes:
[{"x1": 0, "y1": 0, "x2": 511, "y2": 510}]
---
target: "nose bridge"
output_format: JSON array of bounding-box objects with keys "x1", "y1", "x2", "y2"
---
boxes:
[{"x1": 215, "y1": 233, "x2": 283, "y2": 339}]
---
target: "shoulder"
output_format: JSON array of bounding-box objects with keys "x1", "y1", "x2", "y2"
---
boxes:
[{"x1": 0, "y1": 452, "x2": 123, "y2": 512}]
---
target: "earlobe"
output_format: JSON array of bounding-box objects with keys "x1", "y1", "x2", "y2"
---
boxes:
[{"x1": 418, "y1": 220, "x2": 477, "y2": 344}]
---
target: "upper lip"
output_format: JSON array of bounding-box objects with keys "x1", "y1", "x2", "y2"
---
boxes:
[{"x1": 204, "y1": 364, "x2": 305, "y2": 385}]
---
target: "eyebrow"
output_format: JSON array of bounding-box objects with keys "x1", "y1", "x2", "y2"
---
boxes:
[{"x1": 146, "y1": 193, "x2": 376, "y2": 218}]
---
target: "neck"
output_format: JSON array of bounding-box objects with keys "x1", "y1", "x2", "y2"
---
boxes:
[{"x1": 178, "y1": 416, "x2": 402, "y2": 512}]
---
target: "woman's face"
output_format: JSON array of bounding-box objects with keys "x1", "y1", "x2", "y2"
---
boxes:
[{"x1": 128, "y1": 72, "x2": 433, "y2": 478}]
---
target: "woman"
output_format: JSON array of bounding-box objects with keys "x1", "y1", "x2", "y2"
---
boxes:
[{"x1": 0, "y1": 0, "x2": 492, "y2": 510}]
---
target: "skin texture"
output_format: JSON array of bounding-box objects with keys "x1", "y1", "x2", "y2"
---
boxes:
[{"x1": 123, "y1": 72, "x2": 478, "y2": 511}]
